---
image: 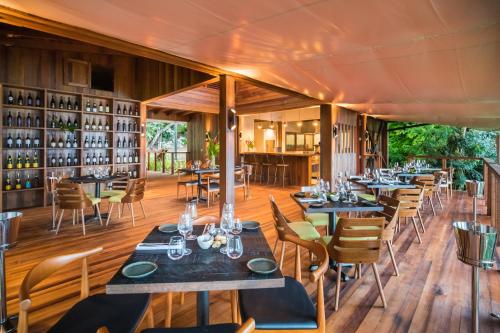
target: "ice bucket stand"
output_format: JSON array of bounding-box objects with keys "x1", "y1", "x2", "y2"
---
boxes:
[
  {"x1": 0, "y1": 212, "x2": 22, "y2": 333},
  {"x1": 466, "y1": 180, "x2": 484, "y2": 222}
]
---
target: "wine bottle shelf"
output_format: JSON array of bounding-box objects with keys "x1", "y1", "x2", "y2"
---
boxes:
[
  {"x1": 82, "y1": 111, "x2": 113, "y2": 116},
  {"x1": 2, "y1": 104, "x2": 44, "y2": 111},
  {"x1": 2, "y1": 147, "x2": 44, "y2": 150},
  {"x1": 3, "y1": 167, "x2": 44, "y2": 171},
  {"x1": 46, "y1": 108, "x2": 82, "y2": 114},
  {"x1": 3, "y1": 187, "x2": 44, "y2": 193},
  {"x1": 3, "y1": 126, "x2": 44, "y2": 130}
]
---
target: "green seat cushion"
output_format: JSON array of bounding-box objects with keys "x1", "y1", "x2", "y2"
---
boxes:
[
  {"x1": 109, "y1": 194, "x2": 125, "y2": 203},
  {"x1": 288, "y1": 222, "x2": 320, "y2": 241},
  {"x1": 304, "y1": 213, "x2": 329, "y2": 227},
  {"x1": 100, "y1": 190, "x2": 126, "y2": 198},
  {"x1": 86, "y1": 195, "x2": 101, "y2": 206},
  {"x1": 358, "y1": 193, "x2": 377, "y2": 202},
  {"x1": 321, "y1": 234, "x2": 378, "y2": 245}
]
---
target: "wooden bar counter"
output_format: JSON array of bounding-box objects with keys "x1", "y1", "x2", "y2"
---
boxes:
[{"x1": 241, "y1": 152, "x2": 319, "y2": 186}]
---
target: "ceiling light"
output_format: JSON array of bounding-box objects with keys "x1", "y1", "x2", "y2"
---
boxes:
[
  {"x1": 283, "y1": 122, "x2": 287, "y2": 128},
  {"x1": 257, "y1": 124, "x2": 262, "y2": 129},
  {"x1": 270, "y1": 121, "x2": 274, "y2": 129},
  {"x1": 313, "y1": 121, "x2": 318, "y2": 127},
  {"x1": 228, "y1": 108, "x2": 237, "y2": 131},
  {"x1": 297, "y1": 121, "x2": 303, "y2": 127}
]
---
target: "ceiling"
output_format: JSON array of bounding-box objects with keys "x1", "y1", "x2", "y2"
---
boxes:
[{"x1": 1, "y1": 0, "x2": 499, "y2": 129}]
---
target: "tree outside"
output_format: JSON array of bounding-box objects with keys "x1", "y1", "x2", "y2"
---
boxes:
[
  {"x1": 388, "y1": 123, "x2": 497, "y2": 189},
  {"x1": 147, "y1": 121, "x2": 188, "y2": 172}
]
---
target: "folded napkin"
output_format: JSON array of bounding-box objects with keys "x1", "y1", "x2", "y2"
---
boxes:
[
  {"x1": 298, "y1": 198, "x2": 323, "y2": 203},
  {"x1": 136, "y1": 243, "x2": 182, "y2": 251}
]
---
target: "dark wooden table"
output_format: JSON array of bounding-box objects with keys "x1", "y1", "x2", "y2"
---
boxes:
[
  {"x1": 349, "y1": 178, "x2": 416, "y2": 196},
  {"x1": 178, "y1": 166, "x2": 242, "y2": 201},
  {"x1": 106, "y1": 224, "x2": 284, "y2": 326}
]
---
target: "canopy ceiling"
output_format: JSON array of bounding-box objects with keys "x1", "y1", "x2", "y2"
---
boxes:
[{"x1": 1, "y1": 0, "x2": 499, "y2": 129}]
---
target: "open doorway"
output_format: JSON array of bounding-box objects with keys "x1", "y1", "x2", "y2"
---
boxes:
[{"x1": 146, "y1": 120, "x2": 188, "y2": 176}]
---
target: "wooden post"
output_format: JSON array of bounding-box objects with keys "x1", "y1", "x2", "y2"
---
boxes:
[
  {"x1": 219, "y1": 75, "x2": 236, "y2": 214},
  {"x1": 441, "y1": 158, "x2": 447, "y2": 170},
  {"x1": 320, "y1": 104, "x2": 335, "y2": 185},
  {"x1": 171, "y1": 152, "x2": 175, "y2": 175},
  {"x1": 140, "y1": 103, "x2": 147, "y2": 178},
  {"x1": 162, "y1": 152, "x2": 166, "y2": 173},
  {"x1": 154, "y1": 152, "x2": 157, "y2": 171},
  {"x1": 360, "y1": 114, "x2": 367, "y2": 174},
  {"x1": 496, "y1": 134, "x2": 500, "y2": 164}
]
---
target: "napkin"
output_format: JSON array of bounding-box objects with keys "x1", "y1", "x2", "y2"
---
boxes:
[
  {"x1": 136, "y1": 243, "x2": 182, "y2": 251},
  {"x1": 298, "y1": 198, "x2": 323, "y2": 203}
]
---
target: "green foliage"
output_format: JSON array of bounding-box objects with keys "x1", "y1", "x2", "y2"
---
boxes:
[
  {"x1": 146, "y1": 121, "x2": 187, "y2": 150},
  {"x1": 205, "y1": 131, "x2": 220, "y2": 158},
  {"x1": 389, "y1": 122, "x2": 497, "y2": 189}
]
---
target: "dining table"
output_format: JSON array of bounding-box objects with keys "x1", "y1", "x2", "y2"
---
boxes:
[
  {"x1": 349, "y1": 178, "x2": 416, "y2": 196},
  {"x1": 106, "y1": 224, "x2": 284, "y2": 326}
]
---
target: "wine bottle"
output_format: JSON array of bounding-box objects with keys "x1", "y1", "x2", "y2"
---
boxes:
[
  {"x1": 92, "y1": 102, "x2": 97, "y2": 113},
  {"x1": 104, "y1": 137, "x2": 109, "y2": 148},
  {"x1": 122, "y1": 137, "x2": 127, "y2": 148},
  {"x1": 105, "y1": 154, "x2": 110, "y2": 164},
  {"x1": 117, "y1": 104, "x2": 121, "y2": 114},
  {"x1": 135, "y1": 105, "x2": 139, "y2": 116},
  {"x1": 105, "y1": 103, "x2": 110, "y2": 113},
  {"x1": 105, "y1": 120, "x2": 110, "y2": 130},
  {"x1": 17, "y1": 91, "x2": 24, "y2": 106},
  {"x1": 117, "y1": 137, "x2": 122, "y2": 148},
  {"x1": 66, "y1": 117, "x2": 72, "y2": 128},
  {"x1": 50, "y1": 115, "x2": 57, "y2": 128},
  {"x1": 35, "y1": 94, "x2": 41, "y2": 107},
  {"x1": 6, "y1": 111, "x2": 12, "y2": 127},
  {"x1": 50, "y1": 155, "x2": 56, "y2": 167},
  {"x1": 132, "y1": 169, "x2": 137, "y2": 178},
  {"x1": 92, "y1": 153, "x2": 97, "y2": 165},
  {"x1": 16, "y1": 133, "x2": 22, "y2": 148},
  {"x1": 58, "y1": 116, "x2": 63, "y2": 128},
  {"x1": 25, "y1": 134, "x2": 31, "y2": 148},
  {"x1": 98, "y1": 153, "x2": 103, "y2": 165},
  {"x1": 97, "y1": 137, "x2": 103, "y2": 148},
  {"x1": 85, "y1": 99, "x2": 91, "y2": 112},
  {"x1": 65, "y1": 136, "x2": 71, "y2": 148},
  {"x1": 122, "y1": 122, "x2": 126, "y2": 132},
  {"x1": 26, "y1": 113, "x2": 32, "y2": 127},
  {"x1": 73, "y1": 154, "x2": 78, "y2": 166},
  {"x1": 24, "y1": 153, "x2": 31, "y2": 168},
  {"x1": 97, "y1": 119, "x2": 103, "y2": 130},
  {"x1": 73, "y1": 118, "x2": 78, "y2": 128},
  {"x1": 16, "y1": 153, "x2": 23, "y2": 169},
  {"x1": 67, "y1": 154, "x2": 72, "y2": 166},
  {"x1": 134, "y1": 137, "x2": 138, "y2": 148},
  {"x1": 134, "y1": 151, "x2": 139, "y2": 163},
  {"x1": 58, "y1": 153, "x2": 64, "y2": 167},
  {"x1": 128, "y1": 138, "x2": 132, "y2": 148},
  {"x1": 91, "y1": 118, "x2": 97, "y2": 130},
  {"x1": 7, "y1": 90, "x2": 14, "y2": 104},
  {"x1": 6, "y1": 134, "x2": 13, "y2": 148},
  {"x1": 72, "y1": 137, "x2": 78, "y2": 148},
  {"x1": 15, "y1": 173, "x2": 22, "y2": 190},
  {"x1": 35, "y1": 115, "x2": 40, "y2": 128},
  {"x1": 25, "y1": 173, "x2": 32, "y2": 189},
  {"x1": 58, "y1": 137, "x2": 64, "y2": 148},
  {"x1": 91, "y1": 136, "x2": 96, "y2": 148},
  {"x1": 6, "y1": 155, "x2": 13, "y2": 169},
  {"x1": 123, "y1": 153, "x2": 127, "y2": 164},
  {"x1": 128, "y1": 154, "x2": 133, "y2": 163},
  {"x1": 50, "y1": 136, "x2": 56, "y2": 148},
  {"x1": 34, "y1": 136, "x2": 40, "y2": 148},
  {"x1": 128, "y1": 122, "x2": 132, "y2": 132},
  {"x1": 116, "y1": 120, "x2": 121, "y2": 131},
  {"x1": 98, "y1": 101, "x2": 104, "y2": 112},
  {"x1": 74, "y1": 100, "x2": 80, "y2": 110},
  {"x1": 84, "y1": 118, "x2": 90, "y2": 130},
  {"x1": 33, "y1": 176, "x2": 40, "y2": 188},
  {"x1": 116, "y1": 153, "x2": 121, "y2": 164},
  {"x1": 50, "y1": 95, "x2": 56, "y2": 108},
  {"x1": 4, "y1": 175, "x2": 12, "y2": 191},
  {"x1": 33, "y1": 152, "x2": 39, "y2": 168},
  {"x1": 58, "y1": 96, "x2": 64, "y2": 109},
  {"x1": 66, "y1": 97, "x2": 73, "y2": 110},
  {"x1": 84, "y1": 136, "x2": 89, "y2": 148},
  {"x1": 133, "y1": 122, "x2": 138, "y2": 132},
  {"x1": 27, "y1": 93, "x2": 33, "y2": 106},
  {"x1": 16, "y1": 112, "x2": 22, "y2": 127}
]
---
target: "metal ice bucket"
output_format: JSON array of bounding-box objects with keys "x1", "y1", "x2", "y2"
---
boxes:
[
  {"x1": 453, "y1": 222, "x2": 497, "y2": 269},
  {"x1": 466, "y1": 180, "x2": 484, "y2": 198},
  {"x1": 0, "y1": 212, "x2": 22, "y2": 250}
]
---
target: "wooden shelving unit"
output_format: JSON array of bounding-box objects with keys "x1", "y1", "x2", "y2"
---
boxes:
[{"x1": 1, "y1": 83, "x2": 144, "y2": 211}]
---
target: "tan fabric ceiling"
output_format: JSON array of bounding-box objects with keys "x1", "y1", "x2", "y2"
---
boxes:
[{"x1": 2, "y1": 0, "x2": 500, "y2": 129}]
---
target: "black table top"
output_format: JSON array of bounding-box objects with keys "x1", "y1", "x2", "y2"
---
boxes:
[
  {"x1": 69, "y1": 174, "x2": 126, "y2": 184},
  {"x1": 106, "y1": 225, "x2": 284, "y2": 294},
  {"x1": 350, "y1": 179, "x2": 416, "y2": 189},
  {"x1": 290, "y1": 193, "x2": 384, "y2": 214},
  {"x1": 179, "y1": 166, "x2": 242, "y2": 174}
]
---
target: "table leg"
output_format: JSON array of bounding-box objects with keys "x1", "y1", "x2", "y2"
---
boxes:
[
  {"x1": 197, "y1": 291, "x2": 209, "y2": 326},
  {"x1": 327, "y1": 212, "x2": 349, "y2": 281},
  {"x1": 86, "y1": 182, "x2": 108, "y2": 222}
]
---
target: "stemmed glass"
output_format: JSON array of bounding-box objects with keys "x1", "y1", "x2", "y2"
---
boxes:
[
  {"x1": 226, "y1": 235, "x2": 243, "y2": 259},
  {"x1": 185, "y1": 202, "x2": 198, "y2": 220},
  {"x1": 177, "y1": 213, "x2": 193, "y2": 255},
  {"x1": 219, "y1": 212, "x2": 234, "y2": 254},
  {"x1": 231, "y1": 218, "x2": 243, "y2": 235},
  {"x1": 168, "y1": 236, "x2": 185, "y2": 260}
]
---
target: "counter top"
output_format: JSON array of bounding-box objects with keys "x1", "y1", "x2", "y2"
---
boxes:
[{"x1": 240, "y1": 151, "x2": 319, "y2": 157}]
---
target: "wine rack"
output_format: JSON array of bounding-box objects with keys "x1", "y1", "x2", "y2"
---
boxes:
[{"x1": 1, "y1": 83, "x2": 144, "y2": 211}]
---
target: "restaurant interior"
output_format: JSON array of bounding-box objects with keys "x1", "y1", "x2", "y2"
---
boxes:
[{"x1": 0, "y1": 1, "x2": 499, "y2": 333}]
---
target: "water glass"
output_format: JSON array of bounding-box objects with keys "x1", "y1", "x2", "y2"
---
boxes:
[
  {"x1": 185, "y1": 202, "x2": 198, "y2": 220},
  {"x1": 226, "y1": 235, "x2": 243, "y2": 259},
  {"x1": 222, "y1": 202, "x2": 234, "y2": 219},
  {"x1": 219, "y1": 213, "x2": 234, "y2": 254},
  {"x1": 231, "y1": 218, "x2": 242, "y2": 235},
  {"x1": 168, "y1": 236, "x2": 185, "y2": 260},
  {"x1": 178, "y1": 213, "x2": 193, "y2": 254}
]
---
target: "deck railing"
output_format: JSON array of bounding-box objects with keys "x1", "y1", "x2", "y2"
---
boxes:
[{"x1": 147, "y1": 151, "x2": 191, "y2": 175}]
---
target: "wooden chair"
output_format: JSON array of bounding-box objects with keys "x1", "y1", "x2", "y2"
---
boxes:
[
  {"x1": 101, "y1": 176, "x2": 129, "y2": 198},
  {"x1": 445, "y1": 167, "x2": 455, "y2": 198},
  {"x1": 374, "y1": 195, "x2": 401, "y2": 276},
  {"x1": 412, "y1": 174, "x2": 439, "y2": 215},
  {"x1": 323, "y1": 216, "x2": 386, "y2": 311},
  {"x1": 106, "y1": 178, "x2": 146, "y2": 227},
  {"x1": 176, "y1": 161, "x2": 198, "y2": 201},
  {"x1": 45, "y1": 175, "x2": 61, "y2": 230},
  {"x1": 393, "y1": 188, "x2": 424, "y2": 244},
  {"x1": 238, "y1": 230, "x2": 328, "y2": 332},
  {"x1": 200, "y1": 175, "x2": 220, "y2": 208},
  {"x1": 56, "y1": 182, "x2": 103, "y2": 236},
  {"x1": 18, "y1": 247, "x2": 153, "y2": 333},
  {"x1": 299, "y1": 186, "x2": 329, "y2": 233},
  {"x1": 269, "y1": 195, "x2": 320, "y2": 282},
  {"x1": 234, "y1": 169, "x2": 248, "y2": 199},
  {"x1": 140, "y1": 318, "x2": 256, "y2": 333},
  {"x1": 434, "y1": 171, "x2": 448, "y2": 205}
]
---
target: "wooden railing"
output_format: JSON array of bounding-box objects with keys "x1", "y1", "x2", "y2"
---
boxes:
[
  {"x1": 407, "y1": 155, "x2": 483, "y2": 170},
  {"x1": 147, "y1": 151, "x2": 190, "y2": 175}
]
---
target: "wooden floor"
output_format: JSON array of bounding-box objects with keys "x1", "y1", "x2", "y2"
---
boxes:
[{"x1": 5, "y1": 173, "x2": 500, "y2": 332}]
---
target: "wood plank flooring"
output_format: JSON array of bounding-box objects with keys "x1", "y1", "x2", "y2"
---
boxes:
[{"x1": 4, "y1": 173, "x2": 499, "y2": 332}]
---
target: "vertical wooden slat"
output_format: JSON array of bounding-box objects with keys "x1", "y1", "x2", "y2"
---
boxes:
[
  {"x1": 219, "y1": 75, "x2": 236, "y2": 214},
  {"x1": 320, "y1": 104, "x2": 334, "y2": 184}
]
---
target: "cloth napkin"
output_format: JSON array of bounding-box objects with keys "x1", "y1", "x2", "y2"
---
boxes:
[{"x1": 136, "y1": 243, "x2": 182, "y2": 251}]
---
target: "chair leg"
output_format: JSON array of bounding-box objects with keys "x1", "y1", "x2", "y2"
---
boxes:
[
  {"x1": 139, "y1": 200, "x2": 147, "y2": 218},
  {"x1": 335, "y1": 263, "x2": 342, "y2": 311},
  {"x1": 95, "y1": 204, "x2": 103, "y2": 226},
  {"x1": 56, "y1": 209, "x2": 65, "y2": 234},
  {"x1": 411, "y1": 217, "x2": 422, "y2": 244},
  {"x1": 230, "y1": 290, "x2": 239, "y2": 323},
  {"x1": 179, "y1": 292, "x2": 185, "y2": 305},
  {"x1": 387, "y1": 240, "x2": 399, "y2": 276},
  {"x1": 436, "y1": 192, "x2": 443, "y2": 209},
  {"x1": 81, "y1": 209, "x2": 86, "y2": 236},
  {"x1": 129, "y1": 203, "x2": 136, "y2": 227},
  {"x1": 273, "y1": 238, "x2": 279, "y2": 256},
  {"x1": 295, "y1": 244, "x2": 302, "y2": 283},
  {"x1": 164, "y1": 292, "x2": 172, "y2": 327},
  {"x1": 106, "y1": 203, "x2": 114, "y2": 226},
  {"x1": 145, "y1": 306, "x2": 154, "y2": 328},
  {"x1": 429, "y1": 197, "x2": 436, "y2": 215},
  {"x1": 279, "y1": 241, "x2": 286, "y2": 269},
  {"x1": 176, "y1": 185, "x2": 180, "y2": 199},
  {"x1": 72, "y1": 210, "x2": 76, "y2": 226},
  {"x1": 372, "y1": 263, "x2": 387, "y2": 308},
  {"x1": 417, "y1": 210, "x2": 425, "y2": 233}
]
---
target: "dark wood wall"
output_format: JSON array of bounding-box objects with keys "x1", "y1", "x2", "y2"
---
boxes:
[{"x1": 188, "y1": 113, "x2": 219, "y2": 161}]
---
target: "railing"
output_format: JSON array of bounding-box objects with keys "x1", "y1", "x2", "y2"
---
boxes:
[
  {"x1": 147, "y1": 151, "x2": 191, "y2": 175},
  {"x1": 409, "y1": 155, "x2": 499, "y2": 240}
]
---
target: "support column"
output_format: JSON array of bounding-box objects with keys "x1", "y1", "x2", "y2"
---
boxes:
[
  {"x1": 360, "y1": 114, "x2": 367, "y2": 174},
  {"x1": 320, "y1": 104, "x2": 335, "y2": 184},
  {"x1": 496, "y1": 133, "x2": 500, "y2": 164},
  {"x1": 219, "y1": 75, "x2": 236, "y2": 214}
]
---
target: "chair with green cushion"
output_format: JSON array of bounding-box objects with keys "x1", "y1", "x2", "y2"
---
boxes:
[
  {"x1": 299, "y1": 186, "x2": 330, "y2": 233},
  {"x1": 100, "y1": 177, "x2": 129, "y2": 199},
  {"x1": 269, "y1": 195, "x2": 320, "y2": 282},
  {"x1": 55, "y1": 182, "x2": 103, "y2": 236},
  {"x1": 323, "y1": 216, "x2": 386, "y2": 311},
  {"x1": 106, "y1": 178, "x2": 146, "y2": 227},
  {"x1": 358, "y1": 193, "x2": 377, "y2": 202}
]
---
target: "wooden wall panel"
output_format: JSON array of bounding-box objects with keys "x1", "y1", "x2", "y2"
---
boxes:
[
  {"x1": 187, "y1": 113, "x2": 219, "y2": 161},
  {"x1": 333, "y1": 107, "x2": 358, "y2": 178}
]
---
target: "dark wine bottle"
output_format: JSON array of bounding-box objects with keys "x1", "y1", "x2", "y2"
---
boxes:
[
  {"x1": 16, "y1": 112, "x2": 22, "y2": 127},
  {"x1": 58, "y1": 116, "x2": 63, "y2": 128},
  {"x1": 34, "y1": 136, "x2": 40, "y2": 148},
  {"x1": 50, "y1": 155, "x2": 56, "y2": 167},
  {"x1": 117, "y1": 104, "x2": 121, "y2": 114},
  {"x1": 7, "y1": 90, "x2": 14, "y2": 105},
  {"x1": 74, "y1": 100, "x2": 80, "y2": 111},
  {"x1": 15, "y1": 133, "x2": 22, "y2": 148},
  {"x1": 35, "y1": 115, "x2": 40, "y2": 128},
  {"x1": 98, "y1": 101, "x2": 104, "y2": 112},
  {"x1": 58, "y1": 96, "x2": 64, "y2": 109},
  {"x1": 50, "y1": 95, "x2": 56, "y2": 108},
  {"x1": 35, "y1": 94, "x2": 41, "y2": 107},
  {"x1": 66, "y1": 97, "x2": 73, "y2": 110},
  {"x1": 26, "y1": 113, "x2": 32, "y2": 127},
  {"x1": 24, "y1": 153, "x2": 31, "y2": 168},
  {"x1": 33, "y1": 152, "x2": 39, "y2": 168},
  {"x1": 6, "y1": 155, "x2": 13, "y2": 169},
  {"x1": 27, "y1": 93, "x2": 33, "y2": 106},
  {"x1": 25, "y1": 134, "x2": 31, "y2": 148},
  {"x1": 17, "y1": 91, "x2": 24, "y2": 106},
  {"x1": 6, "y1": 111, "x2": 12, "y2": 127},
  {"x1": 6, "y1": 134, "x2": 13, "y2": 148}
]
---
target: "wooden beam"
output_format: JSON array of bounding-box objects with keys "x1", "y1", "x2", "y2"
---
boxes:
[
  {"x1": 387, "y1": 123, "x2": 430, "y2": 132},
  {"x1": 360, "y1": 114, "x2": 368, "y2": 174},
  {"x1": 496, "y1": 133, "x2": 500, "y2": 164},
  {"x1": 219, "y1": 75, "x2": 236, "y2": 213},
  {"x1": 143, "y1": 77, "x2": 219, "y2": 104},
  {"x1": 320, "y1": 104, "x2": 334, "y2": 184}
]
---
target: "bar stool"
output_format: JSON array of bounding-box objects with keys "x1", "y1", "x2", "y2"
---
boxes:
[
  {"x1": 273, "y1": 154, "x2": 289, "y2": 187},
  {"x1": 249, "y1": 154, "x2": 261, "y2": 183},
  {"x1": 260, "y1": 154, "x2": 273, "y2": 184}
]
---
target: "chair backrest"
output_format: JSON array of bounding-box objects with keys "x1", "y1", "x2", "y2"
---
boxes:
[
  {"x1": 413, "y1": 174, "x2": 436, "y2": 189},
  {"x1": 268, "y1": 195, "x2": 295, "y2": 242},
  {"x1": 377, "y1": 195, "x2": 400, "y2": 240},
  {"x1": 108, "y1": 176, "x2": 129, "y2": 191},
  {"x1": 56, "y1": 182, "x2": 93, "y2": 209},
  {"x1": 393, "y1": 188, "x2": 422, "y2": 217},
  {"x1": 186, "y1": 160, "x2": 193, "y2": 169},
  {"x1": 45, "y1": 176, "x2": 60, "y2": 194},
  {"x1": 18, "y1": 247, "x2": 103, "y2": 333},
  {"x1": 446, "y1": 167, "x2": 455, "y2": 182},
  {"x1": 122, "y1": 178, "x2": 146, "y2": 203},
  {"x1": 434, "y1": 171, "x2": 448, "y2": 185},
  {"x1": 329, "y1": 217, "x2": 384, "y2": 264}
]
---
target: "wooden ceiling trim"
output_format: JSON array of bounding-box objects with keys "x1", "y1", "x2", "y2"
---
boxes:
[{"x1": 142, "y1": 77, "x2": 218, "y2": 104}]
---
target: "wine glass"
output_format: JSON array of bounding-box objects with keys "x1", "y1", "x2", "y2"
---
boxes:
[
  {"x1": 226, "y1": 235, "x2": 243, "y2": 259},
  {"x1": 231, "y1": 218, "x2": 243, "y2": 235},
  {"x1": 222, "y1": 202, "x2": 234, "y2": 218},
  {"x1": 168, "y1": 236, "x2": 184, "y2": 260},
  {"x1": 185, "y1": 202, "x2": 198, "y2": 220},
  {"x1": 177, "y1": 213, "x2": 193, "y2": 255},
  {"x1": 219, "y1": 213, "x2": 234, "y2": 254}
]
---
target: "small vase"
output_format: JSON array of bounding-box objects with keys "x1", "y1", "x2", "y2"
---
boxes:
[{"x1": 210, "y1": 155, "x2": 216, "y2": 167}]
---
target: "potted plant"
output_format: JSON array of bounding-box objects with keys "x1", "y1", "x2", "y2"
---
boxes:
[
  {"x1": 205, "y1": 132, "x2": 220, "y2": 167},
  {"x1": 245, "y1": 139, "x2": 255, "y2": 151}
]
